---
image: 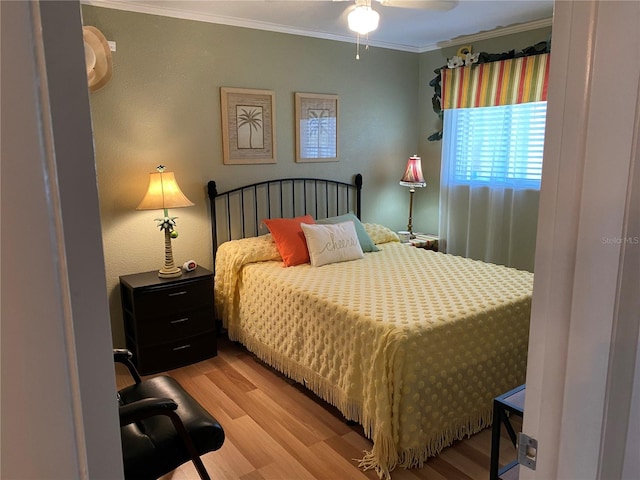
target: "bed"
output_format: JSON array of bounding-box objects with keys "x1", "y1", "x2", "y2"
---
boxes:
[{"x1": 207, "y1": 174, "x2": 532, "y2": 479}]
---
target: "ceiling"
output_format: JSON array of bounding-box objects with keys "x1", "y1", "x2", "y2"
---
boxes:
[{"x1": 85, "y1": 0, "x2": 554, "y2": 53}]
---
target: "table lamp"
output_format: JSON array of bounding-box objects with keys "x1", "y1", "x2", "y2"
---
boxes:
[
  {"x1": 399, "y1": 155, "x2": 426, "y2": 236},
  {"x1": 137, "y1": 165, "x2": 194, "y2": 278}
]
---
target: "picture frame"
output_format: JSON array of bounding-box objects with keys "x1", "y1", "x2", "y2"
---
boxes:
[
  {"x1": 295, "y1": 92, "x2": 339, "y2": 163},
  {"x1": 221, "y1": 87, "x2": 276, "y2": 165}
]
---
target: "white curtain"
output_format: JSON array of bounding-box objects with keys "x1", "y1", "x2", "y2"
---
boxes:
[{"x1": 439, "y1": 112, "x2": 540, "y2": 272}]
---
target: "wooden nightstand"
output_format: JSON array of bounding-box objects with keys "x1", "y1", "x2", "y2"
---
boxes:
[
  {"x1": 120, "y1": 266, "x2": 217, "y2": 375},
  {"x1": 409, "y1": 234, "x2": 439, "y2": 252}
]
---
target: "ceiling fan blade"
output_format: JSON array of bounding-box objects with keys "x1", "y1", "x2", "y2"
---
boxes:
[{"x1": 378, "y1": 0, "x2": 457, "y2": 11}]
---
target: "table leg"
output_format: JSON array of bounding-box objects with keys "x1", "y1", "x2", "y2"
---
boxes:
[{"x1": 490, "y1": 399, "x2": 501, "y2": 480}]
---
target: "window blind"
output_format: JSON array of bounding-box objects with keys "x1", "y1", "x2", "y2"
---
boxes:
[{"x1": 443, "y1": 101, "x2": 547, "y2": 189}]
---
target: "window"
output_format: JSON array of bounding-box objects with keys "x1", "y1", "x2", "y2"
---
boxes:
[{"x1": 443, "y1": 101, "x2": 547, "y2": 189}]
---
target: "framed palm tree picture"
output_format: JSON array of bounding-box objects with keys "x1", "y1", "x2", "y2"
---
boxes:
[
  {"x1": 295, "y1": 92, "x2": 338, "y2": 163},
  {"x1": 221, "y1": 87, "x2": 276, "y2": 164}
]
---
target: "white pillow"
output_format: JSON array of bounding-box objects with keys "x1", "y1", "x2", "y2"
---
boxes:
[
  {"x1": 363, "y1": 223, "x2": 400, "y2": 245},
  {"x1": 300, "y1": 221, "x2": 364, "y2": 267}
]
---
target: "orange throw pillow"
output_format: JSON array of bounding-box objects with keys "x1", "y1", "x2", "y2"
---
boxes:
[{"x1": 263, "y1": 215, "x2": 315, "y2": 267}]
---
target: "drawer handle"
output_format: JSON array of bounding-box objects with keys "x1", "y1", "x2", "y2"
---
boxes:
[
  {"x1": 172, "y1": 344, "x2": 191, "y2": 351},
  {"x1": 170, "y1": 317, "x2": 189, "y2": 324},
  {"x1": 168, "y1": 291, "x2": 187, "y2": 297}
]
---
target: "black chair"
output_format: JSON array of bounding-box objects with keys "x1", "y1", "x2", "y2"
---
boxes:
[{"x1": 114, "y1": 349, "x2": 225, "y2": 480}]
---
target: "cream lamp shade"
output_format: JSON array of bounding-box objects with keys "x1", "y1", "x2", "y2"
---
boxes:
[
  {"x1": 137, "y1": 166, "x2": 194, "y2": 278},
  {"x1": 137, "y1": 171, "x2": 194, "y2": 211},
  {"x1": 399, "y1": 155, "x2": 426, "y2": 235}
]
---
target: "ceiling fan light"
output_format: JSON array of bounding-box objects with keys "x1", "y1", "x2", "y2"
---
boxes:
[{"x1": 348, "y1": 5, "x2": 380, "y2": 35}]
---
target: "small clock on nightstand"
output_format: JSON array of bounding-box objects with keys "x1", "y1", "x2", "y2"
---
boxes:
[{"x1": 119, "y1": 266, "x2": 217, "y2": 375}]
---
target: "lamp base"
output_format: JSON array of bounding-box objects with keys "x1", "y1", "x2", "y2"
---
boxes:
[
  {"x1": 158, "y1": 225, "x2": 182, "y2": 278},
  {"x1": 158, "y1": 266, "x2": 182, "y2": 279}
]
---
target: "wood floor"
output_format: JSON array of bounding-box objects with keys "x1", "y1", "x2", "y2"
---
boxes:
[{"x1": 115, "y1": 335, "x2": 521, "y2": 480}]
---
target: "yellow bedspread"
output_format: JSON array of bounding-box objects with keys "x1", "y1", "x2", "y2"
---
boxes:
[{"x1": 215, "y1": 234, "x2": 533, "y2": 478}]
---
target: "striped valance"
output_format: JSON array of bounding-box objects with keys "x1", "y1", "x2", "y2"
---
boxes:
[{"x1": 441, "y1": 53, "x2": 550, "y2": 109}]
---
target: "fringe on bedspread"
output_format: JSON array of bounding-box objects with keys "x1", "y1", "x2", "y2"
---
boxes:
[
  {"x1": 230, "y1": 328, "x2": 369, "y2": 427},
  {"x1": 231, "y1": 327, "x2": 494, "y2": 480},
  {"x1": 358, "y1": 409, "x2": 493, "y2": 480}
]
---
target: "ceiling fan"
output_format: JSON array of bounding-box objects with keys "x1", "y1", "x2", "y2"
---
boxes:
[
  {"x1": 334, "y1": 0, "x2": 456, "y2": 58},
  {"x1": 338, "y1": 0, "x2": 456, "y2": 11},
  {"x1": 257, "y1": 0, "x2": 457, "y2": 58}
]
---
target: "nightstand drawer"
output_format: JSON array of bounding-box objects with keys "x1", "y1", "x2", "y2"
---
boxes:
[
  {"x1": 131, "y1": 306, "x2": 215, "y2": 345},
  {"x1": 134, "y1": 331, "x2": 217, "y2": 375},
  {"x1": 132, "y1": 278, "x2": 213, "y2": 319},
  {"x1": 120, "y1": 267, "x2": 217, "y2": 374}
]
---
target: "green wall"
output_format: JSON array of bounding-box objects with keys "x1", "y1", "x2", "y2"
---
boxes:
[
  {"x1": 82, "y1": 5, "x2": 420, "y2": 345},
  {"x1": 81, "y1": 5, "x2": 550, "y2": 346}
]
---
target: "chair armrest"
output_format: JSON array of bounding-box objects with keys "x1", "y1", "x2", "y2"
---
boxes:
[
  {"x1": 119, "y1": 397, "x2": 178, "y2": 427},
  {"x1": 113, "y1": 349, "x2": 142, "y2": 384},
  {"x1": 118, "y1": 393, "x2": 213, "y2": 480},
  {"x1": 113, "y1": 348, "x2": 132, "y2": 363}
]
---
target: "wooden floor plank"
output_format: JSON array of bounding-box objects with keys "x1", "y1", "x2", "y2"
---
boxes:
[
  {"x1": 236, "y1": 357, "x2": 353, "y2": 438},
  {"x1": 245, "y1": 389, "x2": 325, "y2": 446},
  {"x1": 122, "y1": 335, "x2": 517, "y2": 479},
  {"x1": 425, "y1": 455, "x2": 475, "y2": 480},
  {"x1": 437, "y1": 443, "x2": 488, "y2": 480},
  {"x1": 306, "y1": 439, "x2": 372, "y2": 479},
  {"x1": 222, "y1": 415, "x2": 295, "y2": 470}
]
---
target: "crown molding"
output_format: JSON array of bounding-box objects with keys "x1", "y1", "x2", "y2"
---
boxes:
[
  {"x1": 82, "y1": 1, "x2": 551, "y2": 55},
  {"x1": 418, "y1": 17, "x2": 553, "y2": 53},
  {"x1": 82, "y1": 0, "x2": 380, "y2": 46}
]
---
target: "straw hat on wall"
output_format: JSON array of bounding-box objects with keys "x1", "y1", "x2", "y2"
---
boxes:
[{"x1": 83, "y1": 26, "x2": 112, "y2": 92}]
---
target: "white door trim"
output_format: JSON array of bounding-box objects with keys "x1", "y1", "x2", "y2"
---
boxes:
[{"x1": 522, "y1": 1, "x2": 640, "y2": 479}]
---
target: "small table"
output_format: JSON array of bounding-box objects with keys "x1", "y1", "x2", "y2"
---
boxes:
[
  {"x1": 490, "y1": 384, "x2": 525, "y2": 480},
  {"x1": 408, "y1": 233, "x2": 439, "y2": 251}
]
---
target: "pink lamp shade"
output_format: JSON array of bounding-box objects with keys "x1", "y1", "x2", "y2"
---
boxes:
[
  {"x1": 400, "y1": 155, "x2": 426, "y2": 188},
  {"x1": 399, "y1": 155, "x2": 426, "y2": 235}
]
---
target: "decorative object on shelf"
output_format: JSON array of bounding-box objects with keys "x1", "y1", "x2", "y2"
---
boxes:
[
  {"x1": 137, "y1": 165, "x2": 194, "y2": 278},
  {"x1": 220, "y1": 87, "x2": 276, "y2": 164},
  {"x1": 451, "y1": 45, "x2": 479, "y2": 67},
  {"x1": 295, "y1": 92, "x2": 339, "y2": 163},
  {"x1": 446, "y1": 55, "x2": 464, "y2": 69},
  {"x1": 83, "y1": 26, "x2": 112, "y2": 92},
  {"x1": 399, "y1": 155, "x2": 426, "y2": 236}
]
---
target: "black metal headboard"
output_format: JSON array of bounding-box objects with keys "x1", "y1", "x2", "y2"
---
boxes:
[{"x1": 207, "y1": 174, "x2": 362, "y2": 267}]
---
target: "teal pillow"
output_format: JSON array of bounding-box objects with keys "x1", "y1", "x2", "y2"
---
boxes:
[{"x1": 317, "y1": 213, "x2": 379, "y2": 252}]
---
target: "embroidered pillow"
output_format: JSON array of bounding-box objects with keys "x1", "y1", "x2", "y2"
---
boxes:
[
  {"x1": 263, "y1": 215, "x2": 315, "y2": 267},
  {"x1": 317, "y1": 213, "x2": 379, "y2": 252},
  {"x1": 300, "y1": 221, "x2": 364, "y2": 267},
  {"x1": 363, "y1": 223, "x2": 401, "y2": 245}
]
